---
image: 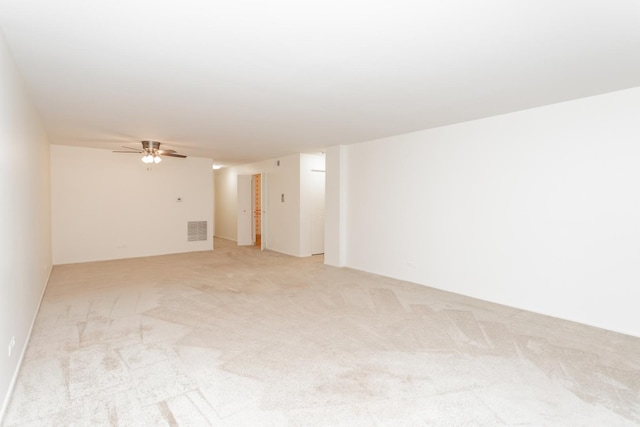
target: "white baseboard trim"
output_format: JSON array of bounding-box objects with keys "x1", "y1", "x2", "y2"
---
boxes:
[
  {"x1": 0, "y1": 266, "x2": 51, "y2": 424},
  {"x1": 346, "y1": 263, "x2": 640, "y2": 340}
]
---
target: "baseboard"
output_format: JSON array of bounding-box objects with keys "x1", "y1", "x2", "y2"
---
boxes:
[
  {"x1": 344, "y1": 264, "x2": 640, "y2": 340},
  {"x1": 266, "y1": 247, "x2": 301, "y2": 258},
  {"x1": 0, "y1": 265, "x2": 51, "y2": 423}
]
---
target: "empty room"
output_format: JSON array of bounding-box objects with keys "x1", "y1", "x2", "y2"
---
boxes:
[{"x1": 1, "y1": 1, "x2": 639, "y2": 425}]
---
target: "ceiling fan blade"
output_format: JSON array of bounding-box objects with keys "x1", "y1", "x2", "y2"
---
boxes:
[
  {"x1": 113, "y1": 146, "x2": 143, "y2": 153},
  {"x1": 114, "y1": 141, "x2": 185, "y2": 158}
]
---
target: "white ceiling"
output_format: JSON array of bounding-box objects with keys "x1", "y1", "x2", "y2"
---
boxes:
[{"x1": 0, "y1": 1, "x2": 639, "y2": 164}]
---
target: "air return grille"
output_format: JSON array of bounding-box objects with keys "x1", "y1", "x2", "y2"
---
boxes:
[{"x1": 187, "y1": 221, "x2": 207, "y2": 241}]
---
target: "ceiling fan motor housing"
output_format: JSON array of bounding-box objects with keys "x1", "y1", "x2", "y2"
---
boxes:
[{"x1": 141, "y1": 141, "x2": 161, "y2": 152}]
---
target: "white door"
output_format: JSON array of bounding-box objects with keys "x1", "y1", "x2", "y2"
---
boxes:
[
  {"x1": 310, "y1": 170, "x2": 325, "y2": 255},
  {"x1": 237, "y1": 174, "x2": 253, "y2": 246}
]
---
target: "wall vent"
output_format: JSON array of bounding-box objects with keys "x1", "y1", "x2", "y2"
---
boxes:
[{"x1": 187, "y1": 221, "x2": 207, "y2": 241}]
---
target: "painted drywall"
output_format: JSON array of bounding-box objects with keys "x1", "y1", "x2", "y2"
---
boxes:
[
  {"x1": 51, "y1": 145, "x2": 213, "y2": 264},
  {"x1": 214, "y1": 153, "x2": 325, "y2": 257},
  {"x1": 299, "y1": 154, "x2": 326, "y2": 257},
  {"x1": 0, "y1": 31, "x2": 52, "y2": 421},
  {"x1": 340, "y1": 87, "x2": 640, "y2": 337},
  {"x1": 214, "y1": 164, "x2": 238, "y2": 242},
  {"x1": 211, "y1": 171, "x2": 216, "y2": 238},
  {"x1": 265, "y1": 155, "x2": 301, "y2": 256},
  {"x1": 324, "y1": 145, "x2": 347, "y2": 267}
]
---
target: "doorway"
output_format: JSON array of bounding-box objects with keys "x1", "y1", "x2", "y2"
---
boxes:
[
  {"x1": 237, "y1": 173, "x2": 266, "y2": 249},
  {"x1": 252, "y1": 174, "x2": 261, "y2": 247}
]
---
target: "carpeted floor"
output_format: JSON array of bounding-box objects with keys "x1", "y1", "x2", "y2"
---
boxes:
[{"x1": 3, "y1": 238, "x2": 639, "y2": 426}]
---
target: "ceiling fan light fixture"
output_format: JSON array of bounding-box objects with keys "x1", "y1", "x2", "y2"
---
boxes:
[{"x1": 115, "y1": 141, "x2": 186, "y2": 163}]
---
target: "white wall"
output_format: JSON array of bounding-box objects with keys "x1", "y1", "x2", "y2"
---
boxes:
[
  {"x1": 324, "y1": 145, "x2": 347, "y2": 266},
  {"x1": 299, "y1": 153, "x2": 326, "y2": 256},
  {"x1": 214, "y1": 164, "x2": 238, "y2": 241},
  {"x1": 0, "y1": 31, "x2": 52, "y2": 420},
  {"x1": 51, "y1": 145, "x2": 213, "y2": 264},
  {"x1": 214, "y1": 153, "x2": 325, "y2": 257},
  {"x1": 211, "y1": 171, "x2": 216, "y2": 237},
  {"x1": 339, "y1": 87, "x2": 640, "y2": 337},
  {"x1": 266, "y1": 155, "x2": 301, "y2": 256}
]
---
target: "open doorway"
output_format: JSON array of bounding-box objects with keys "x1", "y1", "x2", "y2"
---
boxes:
[
  {"x1": 252, "y1": 174, "x2": 261, "y2": 247},
  {"x1": 237, "y1": 173, "x2": 266, "y2": 249}
]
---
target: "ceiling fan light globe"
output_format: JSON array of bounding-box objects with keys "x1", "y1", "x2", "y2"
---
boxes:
[{"x1": 118, "y1": 142, "x2": 184, "y2": 163}]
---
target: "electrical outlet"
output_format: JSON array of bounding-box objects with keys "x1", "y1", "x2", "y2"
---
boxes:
[{"x1": 8, "y1": 336, "x2": 15, "y2": 357}]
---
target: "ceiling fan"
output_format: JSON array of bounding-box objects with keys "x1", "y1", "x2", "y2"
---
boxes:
[{"x1": 113, "y1": 140, "x2": 187, "y2": 164}]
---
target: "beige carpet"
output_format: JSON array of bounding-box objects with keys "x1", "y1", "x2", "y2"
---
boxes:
[{"x1": 3, "y1": 238, "x2": 639, "y2": 426}]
